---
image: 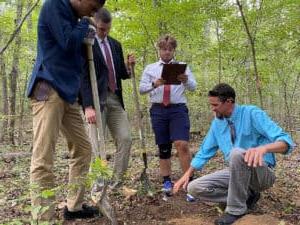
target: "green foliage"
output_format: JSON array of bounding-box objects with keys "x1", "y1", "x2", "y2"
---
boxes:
[
  {"x1": 40, "y1": 189, "x2": 55, "y2": 199},
  {"x1": 2, "y1": 220, "x2": 24, "y2": 225},
  {"x1": 31, "y1": 205, "x2": 50, "y2": 224},
  {"x1": 86, "y1": 157, "x2": 113, "y2": 188},
  {"x1": 0, "y1": 0, "x2": 299, "y2": 136}
]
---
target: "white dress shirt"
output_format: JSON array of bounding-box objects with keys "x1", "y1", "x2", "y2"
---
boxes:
[{"x1": 139, "y1": 59, "x2": 197, "y2": 104}]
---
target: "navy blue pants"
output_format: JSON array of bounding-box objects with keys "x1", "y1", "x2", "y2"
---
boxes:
[{"x1": 150, "y1": 103, "x2": 190, "y2": 145}]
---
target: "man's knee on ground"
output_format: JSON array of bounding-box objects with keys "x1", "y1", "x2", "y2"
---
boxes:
[
  {"x1": 187, "y1": 180, "x2": 197, "y2": 194},
  {"x1": 187, "y1": 179, "x2": 213, "y2": 196},
  {"x1": 158, "y1": 143, "x2": 172, "y2": 159}
]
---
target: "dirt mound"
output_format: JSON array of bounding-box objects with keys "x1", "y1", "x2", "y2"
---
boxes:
[
  {"x1": 234, "y1": 214, "x2": 286, "y2": 225},
  {"x1": 168, "y1": 214, "x2": 287, "y2": 225},
  {"x1": 168, "y1": 216, "x2": 213, "y2": 225}
]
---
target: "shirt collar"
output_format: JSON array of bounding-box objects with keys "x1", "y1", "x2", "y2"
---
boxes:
[
  {"x1": 96, "y1": 35, "x2": 108, "y2": 44},
  {"x1": 215, "y1": 104, "x2": 239, "y2": 134},
  {"x1": 159, "y1": 58, "x2": 176, "y2": 65},
  {"x1": 228, "y1": 104, "x2": 239, "y2": 122}
]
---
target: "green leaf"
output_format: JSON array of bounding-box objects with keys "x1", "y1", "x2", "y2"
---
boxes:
[{"x1": 40, "y1": 189, "x2": 55, "y2": 199}]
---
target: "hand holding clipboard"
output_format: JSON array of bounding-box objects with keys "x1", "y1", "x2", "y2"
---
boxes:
[{"x1": 161, "y1": 64, "x2": 187, "y2": 85}]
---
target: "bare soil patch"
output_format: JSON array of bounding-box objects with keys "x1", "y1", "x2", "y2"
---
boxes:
[{"x1": 1, "y1": 136, "x2": 300, "y2": 224}]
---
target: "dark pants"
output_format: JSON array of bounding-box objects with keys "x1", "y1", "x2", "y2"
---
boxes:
[{"x1": 150, "y1": 103, "x2": 190, "y2": 144}]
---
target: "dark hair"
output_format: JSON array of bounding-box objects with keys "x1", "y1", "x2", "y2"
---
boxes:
[
  {"x1": 208, "y1": 83, "x2": 236, "y2": 103},
  {"x1": 97, "y1": 0, "x2": 106, "y2": 4},
  {"x1": 157, "y1": 35, "x2": 177, "y2": 49},
  {"x1": 94, "y1": 7, "x2": 112, "y2": 23}
]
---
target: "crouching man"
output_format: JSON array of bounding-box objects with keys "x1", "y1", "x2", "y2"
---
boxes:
[{"x1": 174, "y1": 83, "x2": 294, "y2": 225}]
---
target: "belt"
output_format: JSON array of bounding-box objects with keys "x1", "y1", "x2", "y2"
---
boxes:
[{"x1": 152, "y1": 103, "x2": 186, "y2": 108}]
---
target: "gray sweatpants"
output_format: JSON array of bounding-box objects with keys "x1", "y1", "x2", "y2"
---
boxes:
[{"x1": 187, "y1": 148, "x2": 276, "y2": 215}]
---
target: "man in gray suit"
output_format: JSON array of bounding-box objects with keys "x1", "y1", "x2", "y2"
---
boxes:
[{"x1": 80, "y1": 8, "x2": 135, "y2": 187}]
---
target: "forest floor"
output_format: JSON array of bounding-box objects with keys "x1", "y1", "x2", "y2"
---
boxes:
[{"x1": 0, "y1": 134, "x2": 300, "y2": 225}]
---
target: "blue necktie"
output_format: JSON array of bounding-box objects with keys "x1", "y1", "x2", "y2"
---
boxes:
[{"x1": 227, "y1": 119, "x2": 236, "y2": 144}]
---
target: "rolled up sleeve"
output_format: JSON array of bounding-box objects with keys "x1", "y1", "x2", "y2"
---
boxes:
[{"x1": 251, "y1": 107, "x2": 295, "y2": 154}]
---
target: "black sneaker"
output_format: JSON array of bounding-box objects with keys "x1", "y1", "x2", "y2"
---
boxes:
[
  {"x1": 63, "y1": 204, "x2": 101, "y2": 220},
  {"x1": 246, "y1": 190, "x2": 261, "y2": 210},
  {"x1": 214, "y1": 213, "x2": 244, "y2": 225}
]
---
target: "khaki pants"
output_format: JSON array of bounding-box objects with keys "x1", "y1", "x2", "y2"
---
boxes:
[
  {"x1": 85, "y1": 92, "x2": 132, "y2": 180},
  {"x1": 30, "y1": 88, "x2": 92, "y2": 220}
]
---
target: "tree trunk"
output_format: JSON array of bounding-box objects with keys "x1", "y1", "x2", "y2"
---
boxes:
[
  {"x1": 0, "y1": 0, "x2": 40, "y2": 55},
  {"x1": 153, "y1": 0, "x2": 165, "y2": 36},
  {"x1": 282, "y1": 81, "x2": 291, "y2": 131},
  {"x1": 236, "y1": 0, "x2": 263, "y2": 108},
  {"x1": 18, "y1": 70, "x2": 29, "y2": 145},
  {"x1": 203, "y1": 21, "x2": 211, "y2": 86},
  {"x1": 216, "y1": 20, "x2": 222, "y2": 83},
  {"x1": 8, "y1": 0, "x2": 23, "y2": 145},
  {"x1": 245, "y1": 57, "x2": 252, "y2": 104},
  {"x1": 17, "y1": 0, "x2": 33, "y2": 145},
  {"x1": 0, "y1": 54, "x2": 9, "y2": 143}
]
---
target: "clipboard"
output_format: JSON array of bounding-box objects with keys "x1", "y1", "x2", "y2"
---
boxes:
[{"x1": 161, "y1": 64, "x2": 187, "y2": 85}]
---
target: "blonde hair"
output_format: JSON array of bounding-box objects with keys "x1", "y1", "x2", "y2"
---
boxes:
[{"x1": 157, "y1": 35, "x2": 177, "y2": 49}]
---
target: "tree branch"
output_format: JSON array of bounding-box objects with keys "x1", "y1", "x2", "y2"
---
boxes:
[
  {"x1": 0, "y1": 0, "x2": 40, "y2": 55},
  {"x1": 236, "y1": 0, "x2": 263, "y2": 108},
  {"x1": 252, "y1": 0, "x2": 264, "y2": 43},
  {"x1": 140, "y1": 20, "x2": 158, "y2": 60}
]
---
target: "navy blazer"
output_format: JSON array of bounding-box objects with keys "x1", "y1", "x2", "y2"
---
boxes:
[
  {"x1": 27, "y1": 0, "x2": 89, "y2": 104},
  {"x1": 80, "y1": 36, "x2": 130, "y2": 109}
]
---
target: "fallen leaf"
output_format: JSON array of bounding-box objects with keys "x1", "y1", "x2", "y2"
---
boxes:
[
  {"x1": 122, "y1": 187, "x2": 137, "y2": 200},
  {"x1": 0, "y1": 169, "x2": 6, "y2": 179},
  {"x1": 57, "y1": 201, "x2": 66, "y2": 209},
  {"x1": 294, "y1": 197, "x2": 300, "y2": 207}
]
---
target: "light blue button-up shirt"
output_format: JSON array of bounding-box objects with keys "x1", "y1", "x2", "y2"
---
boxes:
[
  {"x1": 191, "y1": 104, "x2": 294, "y2": 170},
  {"x1": 139, "y1": 59, "x2": 197, "y2": 104}
]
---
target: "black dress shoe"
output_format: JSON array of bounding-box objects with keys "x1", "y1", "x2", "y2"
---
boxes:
[
  {"x1": 214, "y1": 213, "x2": 244, "y2": 225},
  {"x1": 63, "y1": 204, "x2": 102, "y2": 220},
  {"x1": 246, "y1": 190, "x2": 261, "y2": 210}
]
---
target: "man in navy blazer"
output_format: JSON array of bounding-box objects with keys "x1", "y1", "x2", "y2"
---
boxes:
[
  {"x1": 80, "y1": 8, "x2": 135, "y2": 187},
  {"x1": 27, "y1": 0, "x2": 105, "y2": 222}
]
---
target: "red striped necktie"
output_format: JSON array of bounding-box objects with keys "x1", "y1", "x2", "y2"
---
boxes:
[
  {"x1": 102, "y1": 40, "x2": 116, "y2": 92},
  {"x1": 162, "y1": 84, "x2": 171, "y2": 106},
  {"x1": 162, "y1": 61, "x2": 176, "y2": 106}
]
